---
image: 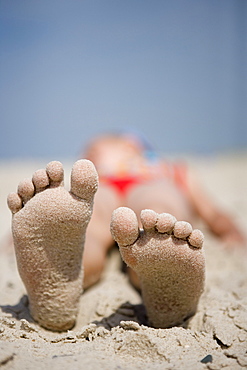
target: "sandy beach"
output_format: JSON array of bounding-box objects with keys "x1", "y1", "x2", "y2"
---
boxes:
[{"x1": 0, "y1": 153, "x2": 246, "y2": 369}]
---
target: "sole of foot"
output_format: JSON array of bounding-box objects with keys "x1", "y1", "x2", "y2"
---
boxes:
[
  {"x1": 111, "y1": 207, "x2": 205, "y2": 328},
  {"x1": 7, "y1": 160, "x2": 98, "y2": 331}
]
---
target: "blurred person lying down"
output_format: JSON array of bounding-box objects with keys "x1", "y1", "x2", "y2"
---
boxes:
[
  {"x1": 7, "y1": 131, "x2": 246, "y2": 331},
  {"x1": 83, "y1": 131, "x2": 245, "y2": 287}
]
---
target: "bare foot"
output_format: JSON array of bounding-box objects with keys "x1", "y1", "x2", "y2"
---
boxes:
[
  {"x1": 111, "y1": 207, "x2": 205, "y2": 328},
  {"x1": 7, "y1": 160, "x2": 98, "y2": 331}
]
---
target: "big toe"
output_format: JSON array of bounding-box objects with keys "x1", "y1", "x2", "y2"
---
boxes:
[
  {"x1": 70, "y1": 159, "x2": 98, "y2": 201},
  {"x1": 111, "y1": 207, "x2": 139, "y2": 246}
]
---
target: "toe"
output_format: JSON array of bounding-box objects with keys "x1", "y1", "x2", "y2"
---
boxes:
[
  {"x1": 46, "y1": 161, "x2": 64, "y2": 186},
  {"x1": 156, "y1": 213, "x2": 177, "y2": 233},
  {"x1": 17, "y1": 178, "x2": 35, "y2": 204},
  {"x1": 70, "y1": 160, "x2": 98, "y2": 201},
  {"x1": 173, "y1": 221, "x2": 193, "y2": 239},
  {"x1": 32, "y1": 169, "x2": 49, "y2": 193},
  {"x1": 111, "y1": 207, "x2": 139, "y2": 246},
  {"x1": 7, "y1": 193, "x2": 22, "y2": 213},
  {"x1": 188, "y1": 229, "x2": 204, "y2": 248},
  {"x1": 140, "y1": 209, "x2": 157, "y2": 230}
]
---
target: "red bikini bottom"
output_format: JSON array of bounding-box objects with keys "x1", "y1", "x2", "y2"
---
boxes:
[{"x1": 100, "y1": 176, "x2": 142, "y2": 196}]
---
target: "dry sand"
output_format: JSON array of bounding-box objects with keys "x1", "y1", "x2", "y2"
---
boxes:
[{"x1": 0, "y1": 154, "x2": 246, "y2": 369}]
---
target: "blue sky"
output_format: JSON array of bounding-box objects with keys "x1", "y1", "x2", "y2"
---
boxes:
[{"x1": 0, "y1": 0, "x2": 246, "y2": 159}]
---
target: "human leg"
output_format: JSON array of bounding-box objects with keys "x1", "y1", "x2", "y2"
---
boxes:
[
  {"x1": 125, "y1": 179, "x2": 196, "y2": 224},
  {"x1": 83, "y1": 184, "x2": 122, "y2": 289}
]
